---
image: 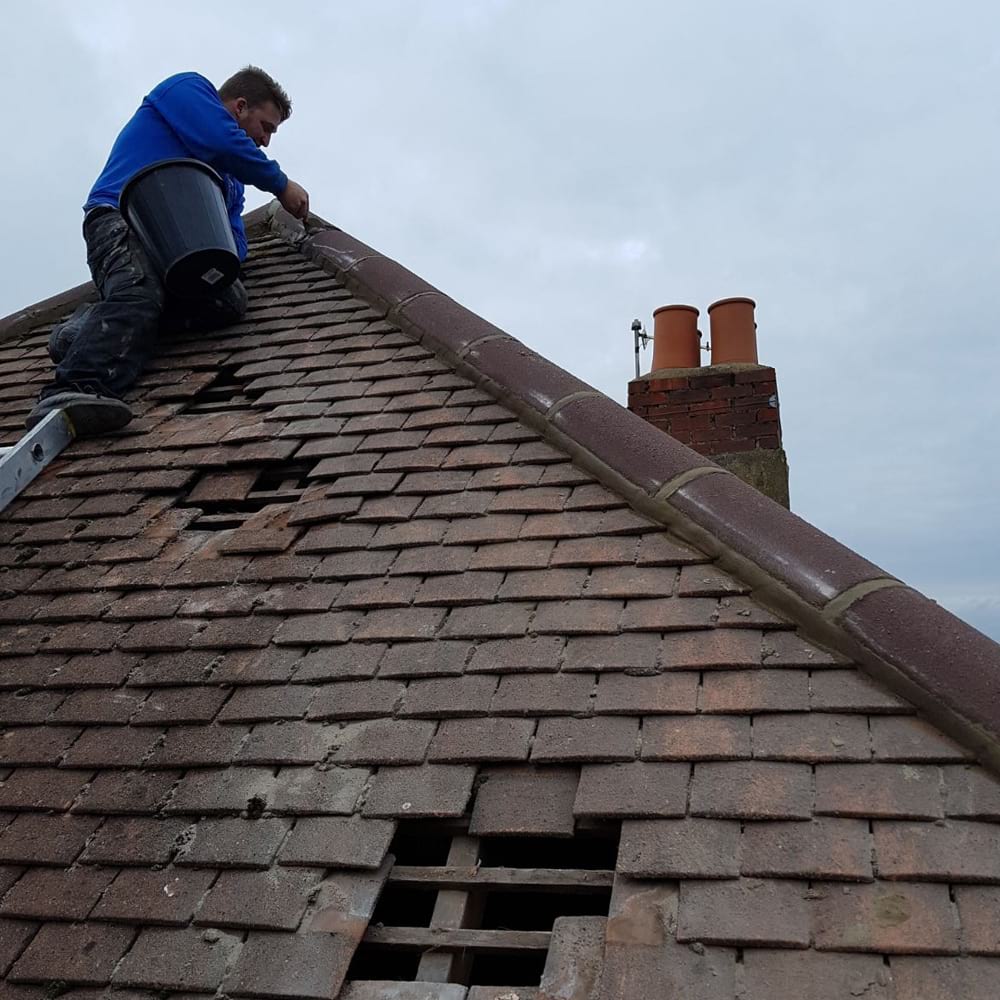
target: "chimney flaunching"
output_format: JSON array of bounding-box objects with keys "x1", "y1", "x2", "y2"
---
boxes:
[{"x1": 628, "y1": 297, "x2": 790, "y2": 508}]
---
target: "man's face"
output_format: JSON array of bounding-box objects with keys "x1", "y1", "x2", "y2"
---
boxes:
[{"x1": 232, "y1": 98, "x2": 282, "y2": 148}]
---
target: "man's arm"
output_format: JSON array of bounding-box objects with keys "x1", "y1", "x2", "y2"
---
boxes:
[{"x1": 148, "y1": 74, "x2": 288, "y2": 195}]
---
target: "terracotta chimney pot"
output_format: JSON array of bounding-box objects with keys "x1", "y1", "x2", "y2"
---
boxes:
[
  {"x1": 651, "y1": 304, "x2": 700, "y2": 370},
  {"x1": 708, "y1": 297, "x2": 758, "y2": 365}
]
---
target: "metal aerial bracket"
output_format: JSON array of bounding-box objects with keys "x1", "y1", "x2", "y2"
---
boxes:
[{"x1": 0, "y1": 410, "x2": 75, "y2": 515}]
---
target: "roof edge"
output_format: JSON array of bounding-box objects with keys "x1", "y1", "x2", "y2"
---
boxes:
[
  {"x1": 0, "y1": 281, "x2": 96, "y2": 345},
  {"x1": 0, "y1": 203, "x2": 315, "y2": 346},
  {"x1": 245, "y1": 203, "x2": 1000, "y2": 769}
]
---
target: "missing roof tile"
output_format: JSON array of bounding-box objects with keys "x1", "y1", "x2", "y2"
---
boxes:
[
  {"x1": 346, "y1": 819, "x2": 617, "y2": 990},
  {"x1": 177, "y1": 462, "x2": 313, "y2": 530}
]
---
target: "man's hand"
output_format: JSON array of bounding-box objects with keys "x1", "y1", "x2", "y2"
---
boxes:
[{"x1": 279, "y1": 180, "x2": 310, "y2": 221}]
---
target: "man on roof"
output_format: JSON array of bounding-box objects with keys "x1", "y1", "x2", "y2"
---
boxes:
[{"x1": 26, "y1": 66, "x2": 309, "y2": 435}]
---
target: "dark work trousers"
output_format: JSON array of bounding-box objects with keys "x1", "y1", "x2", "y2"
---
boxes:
[{"x1": 42, "y1": 207, "x2": 248, "y2": 400}]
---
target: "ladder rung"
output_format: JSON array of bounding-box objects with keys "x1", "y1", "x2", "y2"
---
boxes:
[{"x1": 0, "y1": 411, "x2": 75, "y2": 514}]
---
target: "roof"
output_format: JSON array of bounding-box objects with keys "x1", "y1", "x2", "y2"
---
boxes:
[{"x1": 0, "y1": 202, "x2": 998, "y2": 999}]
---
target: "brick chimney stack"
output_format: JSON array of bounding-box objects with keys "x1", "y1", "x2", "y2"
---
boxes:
[{"x1": 628, "y1": 297, "x2": 790, "y2": 507}]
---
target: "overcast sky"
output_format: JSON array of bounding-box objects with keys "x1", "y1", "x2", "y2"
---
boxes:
[{"x1": 3, "y1": 1, "x2": 998, "y2": 640}]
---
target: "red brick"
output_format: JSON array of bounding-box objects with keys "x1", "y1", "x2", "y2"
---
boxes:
[
  {"x1": 496, "y1": 569, "x2": 586, "y2": 601},
  {"x1": 762, "y1": 631, "x2": 847, "y2": 667},
  {"x1": 0, "y1": 768, "x2": 88, "y2": 811},
  {"x1": 237, "y1": 721, "x2": 335, "y2": 765},
  {"x1": 127, "y1": 649, "x2": 218, "y2": 686},
  {"x1": 92, "y1": 868, "x2": 216, "y2": 925},
  {"x1": 165, "y1": 767, "x2": 276, "y2": 815},
  {"x1": 0, "y1": 867, "x2": 117, "y2": 920},
  {"x1": 890, "y1": 957, "x2": 1000, "y2": 1000},
  {"x1": 532, "y1": 717, "x2": 638, "y2": 762},
  {"x1": 413, "y1": 492, "x2": 495, "y2": 520},
  {"x1": 353, "y1": 607, "x2": 446, "y2": 642},
  {"x1": 815, "y1": 762, "x2": 942, "y2": 819},
  {"x1": 869, "y1": 716, "x2": 972, "y2": 762},
  {"x1": 690, "y1": 761, "x2": 812, "y2": 819},
  {"x1": 622, "y1": 597, "x2": 716, "y2": 632},
  {"x1": 444, "y1": 514, "x2": 525, "y2": 545},
  {"x1": 49, "y1": 688, "x2": 145, "y2": 725},
  {"x1": 532, "y1": 599, "x2": 622, "y2": 635},
  {"x1": 333, "y1": 576, "x2": 420, "y2": 611},
  {"x1": 700, "y1": 669, "x2": 808, "y2": 712},
  {"x1": 378, "y1": 640, "x2": 471, "y2": 678},
  {"x1": 273, "y1": 612, "x2": 357, "y2": 645},
  {"x1": 874, "y1": 820, "x2": 1000, "y2": 881},
  {"x1": 191, "y1": 616, "x2": 279, "y2": 649},
  {"x1": 195, "y1": 867, "x2": 321, "y2": 930},
  {"x1": 390, "y1": 544, "x2": 475, "y2": 576},
  {"x1": 80, "y1": 816, "x2": 188, "y2": 865},
  {"x1": 113, "y1": 927, "x2": 242, "y2": 991},
  {"x1": 551, "y1": 536, "x2": 636, "y2": 566},
  {"x1": 676, "y1": 565, "x2": 748, "y2": 597},
  {"x1": 582, "y1": 566, "x2": 675, "y2": 599},
  {"x1": 52, "y1": 650, "x2": 140, "y2": 686},
  {"x1": 661, "y1": 629, "x2": 763, "y2": 668},
  {"x1": 561, "y1": 633, "x2": 659, "y2": 674},
  {"x1": 742, "y1": 817, "x2": 873, "y2": 881},
  {"x1": 0, "y1": 812, "x2": 100, "y2": 864},
  {"x1": 641, "y1": 716, "x2": 751, "y2": 761},
  {"x1": 0, "y1": 919, "x2": 36, "y2": 978},
  {"x1": 10, "y1": 922, "x2": 136, "y2": 986},
  {"x1": 441, "y1": 603, "x2": 533, "y2": 639},
  {"x1": 148, "y1": 725, "x2": 250, "y2": 768},
  {"x1": 943, "y1": 765, "x2": 1000, "y2": 819},
  {"x1": 371, "y1": 519, "x2": 448, "y2": 549},
  {"x1": 489, "y1": 487, "x2": 568, "y2": 513},
  {"x1": 269, "y1": 765, "x2": 369, "y2": 815},
  {"x1": 363, "y1": 764, "x2": 475, "y2": 818},
  {"x1": 595, "y1": 672, "x2": 699, "y2": 714},
  {"x1": 279, "y1": 815, "x2": 395, "y2": 868},
  {"x1": 329, "y1": 719, "x2": 436, "y2": 765},
  {"x1": 467, "y1": 636, "x2": 564, "y2": 673},
  {"x1": 470, "y1": 766, "x2": 578, "y2": 836},
  {"x1": 293, "y1": 644, "x2": 384, "y2": 683},
  {"x1": 809, "y1": 669, "x2": 911, "y2": 712},
  {"x1": 573, "y1": 761, "x2": 687, "y2": 819},
  {"x1": 177, "y1": 817, "x2": 290, "y2": 869},
  {"x1": 492, "y1": 672, "x2": 594, "y2": 715},
  {"x1": 469, "y1": 540, "x2": 554, "y2": 570},
  {"x1": 177, "y1": 584, "x2": 261, "y2": 617},
  {"x1": 813, "y1": 881, "x2": 958, "y2": 954},
  {"x1": 752, "y1": 713, "x2": 872, "y2": 762},
  {"x1": 955, "y1": 885, "x2": 1000, "y2": 954},
  {"x1": 73, "y1": 769, "x2": 181, "y2": 815},
  {"x1": 415, "y1": 571, "x2": 503, "y2": 605},
  {"x1": 118, "y1": 618, "x2": 204, "y2": 652},
  {"x1": 428, "y1": 717, "x2": 535, "y2": 762},
  {"x1": 677, "y1": 878, "x2": 810, "y2": 947},
  {"x1": 618, "y1": 818, "x2": 740, "y2": 877},
  {"x1": 741, "y1": 950, "x2": 892, "y2": 1000}
]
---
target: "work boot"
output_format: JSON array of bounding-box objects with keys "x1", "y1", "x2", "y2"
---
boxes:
[
  {"x1": 25, "y1": 391, "x2": 133, "y2": 437},
  {"x1": 48, "y1": 303, "x2": 94, "y2": 364}
]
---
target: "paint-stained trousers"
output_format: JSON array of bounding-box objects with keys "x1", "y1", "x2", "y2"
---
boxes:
[{"x1": 41, "y1": 207, "x2": 247, "y2": 400}]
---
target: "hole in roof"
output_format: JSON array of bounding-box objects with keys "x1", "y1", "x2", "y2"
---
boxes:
[
  {"x1": 478, "y1": 829, "x2": 619, "y2": 871},
  {"x1": 349, "y1": 819, "x2": 619, "y2": 990},
  {"x1": 176, "y1": 461, "x2": 314, "y2": 530},
  {"x1": 180, "y1": 363, "x2": 254, "y2": 414},
  {"x1": 345, "y1": 944, "x2": 422, "y2": 983},
  {"x1": 370, "y1": 885, "x2": 438, "y2": 929},
  {"x1": 467, "y1": 951, "x2": 548, "y2": 988},
  {"x1": 479, "y1": 886, "x2": 613, "y2": 932}
]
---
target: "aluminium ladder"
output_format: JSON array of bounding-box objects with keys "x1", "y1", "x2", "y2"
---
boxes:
[{"x1": 0, "y1": 410, "x2": 75, "y2": 515}]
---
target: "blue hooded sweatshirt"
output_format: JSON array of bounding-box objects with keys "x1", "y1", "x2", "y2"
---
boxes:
[{"x1": 85, "y1": 72, "x2": 289, "y2": 260}]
